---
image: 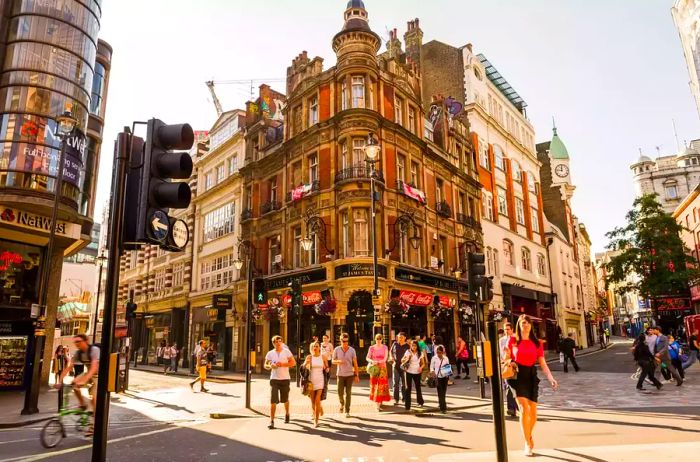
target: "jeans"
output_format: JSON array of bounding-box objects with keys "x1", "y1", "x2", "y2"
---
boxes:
[
  {"x1": 171, "y1": 358, "x2": 178, "y2": 372},
  {"x1": 337, "y1": 375, "x2": 354, "y2": 413},
  {"x1": 392, "y1": 367, "x2": 406, "y2": 403},
  {"x1": 563, "y1": 353, "x2": 579, "y2": 373},
  {"x1": 405, "y1": 372, "x2": 423, "y2": 409},
  {"x1": 456, "y1": 358, "x2": 469, "y2": 377},
  {"x1": 436, "y1": 377, "x2": 449, "y2": 411},
  {"x1": 659, "y1": 353, "x2": 682, "y2": 382},
  {"x1": 637, "y1": 360, "x2": 662, "y2": 389},
  {"x1": 671, "y1": 358, "x2": 685, "y2": 379},
  {"x1": 682, "y1": 350, "x2": 698, "y2": 369},
  {"x1": 504, "y1": 380, "x2": 517, "y2": 412}
]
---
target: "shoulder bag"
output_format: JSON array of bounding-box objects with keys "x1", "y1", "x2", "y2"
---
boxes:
[{"x1": 501, "y1": 361, "x2": 518, "y2": 380}]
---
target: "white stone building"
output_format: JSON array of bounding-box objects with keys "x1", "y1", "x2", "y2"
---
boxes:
[
  {"x1": 631, "y1": 140, "x2": 700, "y2": 213},
  {"x1": 672, "y1": 0, "x2": 700, "y2": 119}
]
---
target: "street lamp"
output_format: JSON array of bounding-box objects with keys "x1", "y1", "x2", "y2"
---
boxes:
[
  {"x1": 92, "y1": 250, "x2": 107, "y2": 343},
  {"x1": 300, "y1": 236, "x2": 313, "y2": 252},
  {"x1": 23, "y1": 106, "x2": 77, "y2": 415},
  {"x1": 235, "y1": 239, "x2": 255, "y2": 409},
  {"x1": 364, "y1": 132, "x2": 382, "y2": 297}
]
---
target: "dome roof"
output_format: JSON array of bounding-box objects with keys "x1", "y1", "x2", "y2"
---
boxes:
[
  {"x1": 347, "y1": 0, "x2": 366, "y2": 8},
  {"x1": 636, "y1": 154, "x2": 652, "y2": 164},
  {"x1": 549, "y1": 126, "x2": 569, "y2": 160}
]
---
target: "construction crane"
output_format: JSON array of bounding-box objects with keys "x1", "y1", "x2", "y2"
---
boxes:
[{"x1": 205, "y1": 79, "x2": 286, "y2": 117}]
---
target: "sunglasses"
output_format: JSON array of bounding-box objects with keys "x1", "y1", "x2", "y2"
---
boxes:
[{"x1": 342, "y1": 339, "x2": 348, "y2": 342}]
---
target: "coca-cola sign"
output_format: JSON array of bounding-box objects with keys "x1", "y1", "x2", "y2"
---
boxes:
[
  {"x1": 282, "y1": 291, "x2": 322, "y2": 306},
  {"x1": 398, "y1": 290, "x2": 449, "y2": 307}
]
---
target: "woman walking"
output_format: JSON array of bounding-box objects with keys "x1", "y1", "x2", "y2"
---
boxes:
[
  {"x1": 366, "y1": 333, "x2": 391, "y2": 411},
  {"x1": 455, "y1": 336, "x2": 470, "y2": 379},
  {"x1": 163, "y1": 342, "x2": 172, "y2": 374},
  {"x1": 402, "y1": 340, "x2": 425, "y2": 410},
  {"x1": 668, "y1": 335, "x2": 685, "y2": 380},
  {"x1": 52, "y1": 346, "x2": 65, "y2": 385},
  {"x1": 303, "y1": 342, "x2": 328, "y2": 427},
  {"x1": 504, "y1": 315, "x2": 558, "y2": 457},
  {"x1": 429, "y1": 345, "x2": 451, "y2": 413},
  {"x1": 634, "y1": 333, "x2": 663, "y2": 391}
]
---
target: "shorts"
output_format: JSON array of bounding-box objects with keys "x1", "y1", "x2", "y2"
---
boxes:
[
  {"x1": 75, "y1": 374, "x2": 97, "y2": 397},
  {"x1": 270, "y1": 379, "x2": 291, "y2": 404},
  {"x1": 198, "y1": 366, "x2": 207, "y2": 380}
]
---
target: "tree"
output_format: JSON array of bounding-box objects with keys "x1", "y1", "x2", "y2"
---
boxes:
[{"x1": 605, "y1": 194, "x2": 699, "y2": 317}]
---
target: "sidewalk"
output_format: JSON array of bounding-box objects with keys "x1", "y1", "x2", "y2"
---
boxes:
[
  {"x1": 543, "y1": 336, "x2": 618, "y2": 363},
  {"x1": 131, "y1": 364, "x2": 245, "y2": 382},
  {"x1": 0, "y1": 388, "x2": 59, "y2": 428}
]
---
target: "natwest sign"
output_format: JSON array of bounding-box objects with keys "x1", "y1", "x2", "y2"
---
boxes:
[
  {"x1": 0, "y1": 207, "x2": 80, "y2": 239},
  {"x1": 398, "y1": 290, "x2": 449, "y2": 307}
]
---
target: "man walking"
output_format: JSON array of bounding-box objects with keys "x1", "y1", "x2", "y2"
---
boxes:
[
  {"x1": 652, "y1": 327, "x2": 683, "y2": 386},
  {"x1": 558, "y1": 333, "x2": 580, "y2": 373},
  {"x1": 332, "y1": 333, "x2": 359, "y2": 417},
  {"x1": 683, "y1": 329, "x2": 699, "y2": 370},
  {"x1": 390, "y1": 332, "x2": 410, "y2": 405},
  {"x1": 498, "y1": 324, "x2": 517, "y2": 417},
  {"x1": 265, "y1": 335, "x2": 295, "y2": 429},
  {"x1": 189, "y1": 340, "x2": 209, "y2": 392}
]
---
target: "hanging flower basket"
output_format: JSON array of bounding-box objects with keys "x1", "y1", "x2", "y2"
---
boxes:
[
  {"x1": 430, "y1": 303, "x2": 452, "y2": 319},
  {"x1": 251, "y1": 306, "x2": 264, "y2": 323},
  {"x1": 314, "y1": 298, "x2": 337, "y2": 316},
  {"x1": 385, "y1": 298, "x2": 410, "y2": 316},
  {"x1": 267, "y1": 298, "x2": 287, "y2": 320},
  {"x1": 458, "y1": 303, "x2": 474, "y2": 322}
]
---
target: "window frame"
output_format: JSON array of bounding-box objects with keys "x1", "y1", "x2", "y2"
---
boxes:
[
  {"x1": 351, "y1": 76, "x2": 365, "y2": 109},
  {"x1": 497, "y1": 187, "x2": 508, "y2": 216},
  {"x1": 521, "y1": 247, "x2": 532, "y2": 272},
  {"x1": 515, "y1": 198, "x2": 525, "y2": 225},
  {"x1": 309, "y1": 153, "x2": 319, "y2": 183},
  {"x1": 503, "y1": 240, "x2": 514, "y2": 266},
  {"x1": 482, "y1": 191, "x2": 494, "y2": 221},
  {"x1": 308, "y1": 94, "x2": 319, "y2": 126}
]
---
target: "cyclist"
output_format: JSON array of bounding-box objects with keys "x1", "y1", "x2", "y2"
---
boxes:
[{"x1": 54, "y1": 334, "x2": 100, "y2": 434}]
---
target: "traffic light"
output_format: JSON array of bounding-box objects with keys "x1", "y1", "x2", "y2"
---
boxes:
[
  {"x1": 290, "y1": 279, "x2": 302, "y2": 311},
  {"x1": 254, "y1": 278, "x2": 267, "y2": 305},
  {"x1": 126, "y1": 302, "x2": 137, "y2": 319},
  {"x1": 468, "y1": 252, "x2": 486, "y2": 300},
  {"x1": 483, "y1": 276, "x2": 494, "y2": 302},
  {"x1": 127, "y1": 118, "x2": 194, "y2": 249}
]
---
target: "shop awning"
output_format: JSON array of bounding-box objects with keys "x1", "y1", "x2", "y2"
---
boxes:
[{"x1": 57, "y1": 302, "x2": 90, "y2": 321}]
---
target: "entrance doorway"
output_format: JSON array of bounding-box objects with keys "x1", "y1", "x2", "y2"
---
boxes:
[
  {"x1": 346, "y1": 290, "x2": 374, "y2": 366},
  {"x1": 390, "y1": 307, "x2": 427, "y2": 344},
  {"x1": 434, "y1": 317, "x2": 456, "y2": 359},
  {"x1": 289, "y1": 307, "x2": 331, "y2": 359}
]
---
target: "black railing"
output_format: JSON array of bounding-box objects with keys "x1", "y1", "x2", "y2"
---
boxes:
[
  {"x1": 457, "y1": 213, "x2": 482, "y2": 231},
  {"x1": 335, "y1": 166, "x2": 383, "y2": 184},
  {"x1": 261, "y1": 201, "x2": 282, "y2": 215},
  {"x1": 436, "y1": 201, "x2": 452, "y2": 218},
  {"x1": 241, "y1": 209, "x2": 254, "y2": 221}
]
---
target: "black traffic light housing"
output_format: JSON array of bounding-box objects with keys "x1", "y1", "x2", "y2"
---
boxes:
[
  {"x1": 254, "y1": 278, "x2": 267, "y2": 305},
  {"x1": 126, "y1": 118, "x2": 194, "y2": 249},
  {"x1": 468, "y1": 252, "x2": 486, "y2": 300},
  {"x1": 126, "y1": 302, "x2": 137, "y2": 319},
  {"x1": 483, "y1": 276, "x2": 494, "y2": 302}
]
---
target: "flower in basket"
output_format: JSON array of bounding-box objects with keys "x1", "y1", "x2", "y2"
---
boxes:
[
  {"x1": 458, "y1": 303, "x2": 474, "y2": 321},
  {"x1": 268, "y1": 298, "x2": 286, "y2": 320},
  {"x1": 430, "y1": 302, "x2": 452, "y2": 319},
  {"x1": 384, "y1": 298, "x2": 409, "y2": 315},
  {"x1": 251, "y1": 306, "x2": 264, "y2": 323},
  {"x1": 314, "y1": 297, "x2": 337, "y2": 316}
]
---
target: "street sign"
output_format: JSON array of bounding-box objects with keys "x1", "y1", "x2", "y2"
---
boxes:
[
  {"x1": 170, "y1": 218, "x2": 189, "y2": 249},
  {"x1": 149, "y1": 210, "x2": 169, "y2": 242}
]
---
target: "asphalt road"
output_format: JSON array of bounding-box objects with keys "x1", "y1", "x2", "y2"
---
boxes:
[{"x1": 2, "y1": 341, "x2": 699, "y2": 462}]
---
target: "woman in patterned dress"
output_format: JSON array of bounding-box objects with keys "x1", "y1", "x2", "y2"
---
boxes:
[{"x1": 366, "y1": 333, "x2": 391, "y2": 411}]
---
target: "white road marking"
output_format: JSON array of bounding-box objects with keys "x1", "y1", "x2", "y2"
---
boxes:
[{"x1": 0, "y1": 438, "x2": 34, "y2": 445}]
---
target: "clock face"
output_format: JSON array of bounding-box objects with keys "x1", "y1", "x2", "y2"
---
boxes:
[{"x1": 555, "y1": 164, "x2": 569, "y2": 178}]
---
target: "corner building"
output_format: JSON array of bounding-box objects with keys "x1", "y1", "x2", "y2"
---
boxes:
[
  {"x1": 0, "y1": 0, "x2": 111, "y2": 388},
  {"x1": 240, "y1": 1, "x2": 482, "y2": 369}
]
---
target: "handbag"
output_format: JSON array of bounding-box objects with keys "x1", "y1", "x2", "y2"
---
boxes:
[
  {"x1": 427, "y1": 376, "x2": 437, "y2": 388},
  {"x1": 501, "y1": 361, "x2": 518, "y2": 380},
  {"x1": 559, "y1": 352, "x2": 565, "y2": 364},
  {"x1": 440, "y1": 363, "x2": 453, "y2": 377}
]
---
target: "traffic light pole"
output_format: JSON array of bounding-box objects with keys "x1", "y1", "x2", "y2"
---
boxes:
[
  {"x1": 295, "y1": 278, "x2": 302, "y2": 387},
  {"x1": 93, "y1": 129, "x2": 131, "y2": 462},
  {"x1": 245, "y1": 254, "x2": 253, "y2": 410},
  {"x1": 475, "y1": 286, "x2": 485, "y2": 399},
  {"x1": 488, "y1": 320, "x2": 508, "y2": 462}
]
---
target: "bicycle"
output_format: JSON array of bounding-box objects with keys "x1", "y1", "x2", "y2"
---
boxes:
[{"x1": 40, "y1": 384, "x2": 93, "y2": 448}]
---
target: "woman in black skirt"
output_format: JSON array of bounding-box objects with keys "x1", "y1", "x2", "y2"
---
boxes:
[{"x1": 504, "y1": 315, "x2": 558, "y2": 457}]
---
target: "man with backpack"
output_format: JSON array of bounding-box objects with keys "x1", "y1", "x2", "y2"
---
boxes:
[{"x1": 54, "y1": 334, "x2": 100, "y2": 435}]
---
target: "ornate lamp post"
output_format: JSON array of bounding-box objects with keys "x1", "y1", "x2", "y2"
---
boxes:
[
  {"x1": 233, "y1": 239, "x2": 255, "y2": 409},
  {"x1": 23, "y1": 107, "x2": 77, "y2": 415},
  {"x1": 92, "y1": 250, "x2": 108, "y2": 343},
  {"x1": 364, "y1": 132, "x2": 382, "y2": 297}
]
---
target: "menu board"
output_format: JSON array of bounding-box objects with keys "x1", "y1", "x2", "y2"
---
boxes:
[{"x1": 0, "y1": 336, "x2": 28, "y2": 388}]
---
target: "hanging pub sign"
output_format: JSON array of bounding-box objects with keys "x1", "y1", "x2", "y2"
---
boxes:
[{"x1": 212, "y1": 294, "x2": 232, "y2": 310}]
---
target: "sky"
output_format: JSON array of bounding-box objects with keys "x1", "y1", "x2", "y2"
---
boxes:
[{"x1": 96, "y1": 0, "x2": 700, "y2": 252}]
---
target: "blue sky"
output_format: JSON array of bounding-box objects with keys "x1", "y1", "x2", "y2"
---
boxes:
[{"x1": 97, "y1": 0, "x2": 699, "y2": 251}]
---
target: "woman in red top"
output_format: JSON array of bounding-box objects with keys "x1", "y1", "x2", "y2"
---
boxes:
[{"x1": 505, "y1": 315, "x2": 557, "y2": 457}]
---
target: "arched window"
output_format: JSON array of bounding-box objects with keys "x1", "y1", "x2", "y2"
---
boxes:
[
  {"x1": 474, "y1": 67, "x2": 482, "y2": 81},
  {"x1": 503, "y1": 240, "x2": 514, "y2": 266},
  {"x1": 521, "y1": 247, "x2": 531, "y2": 271},
  {"x1": 494, "y1": 145, "x2": 506, "y2": 170},
  {"x1": 512, "y1": 161, "x2": 522, "y2": 182},
  {"x1": 537, "y1": 253, "x2": 546, "y2": 276}
]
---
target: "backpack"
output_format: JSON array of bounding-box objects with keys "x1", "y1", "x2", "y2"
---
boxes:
[{"x1": 77, "y1": 345, "x2": 98, "y2": 364}]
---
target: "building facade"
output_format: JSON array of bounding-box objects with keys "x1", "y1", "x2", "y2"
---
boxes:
[
  {"x1": 631, "y1": 141, "x2": 700, "y2": 214},
  {"x1": 189, "y1": 111, "x2": 246, "y2": 371},
  {"x1": 672, "y1": 0, "x2": 700, "y2": 120},
  {"x1": 672, "y1": 184, "x2": 700, "y2": 321},
  {"x1": 238, "y1": 1, "x2": 482, "y2": 369},
  {"x1": 574, "y1": 220, "x2": 600, "y2": 346},
  {"x1": 0, "y1": 0, "x2": 111, "y2": 389},
  {"x1": 420, "y1": 39, "x2": 555, "y2": 347}
]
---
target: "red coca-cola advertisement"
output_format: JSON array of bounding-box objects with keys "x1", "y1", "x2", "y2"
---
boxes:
[
  {"x1": 282, "y1": 291, "x2": 322, "y2": 306},
  {"x1": 398, "y1": 290, "x2": 449, "y2": 307}
]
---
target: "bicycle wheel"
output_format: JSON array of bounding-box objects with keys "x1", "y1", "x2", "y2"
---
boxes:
[{"x1": 40, "y1": 418, "x2": 65, "y2": 448}]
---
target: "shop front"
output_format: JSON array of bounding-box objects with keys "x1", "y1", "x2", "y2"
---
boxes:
[
  {"x1": 0, "y1": 240, "x2": 42, "y2": 391},
  {"x1": 502, "y1": 283, "x2": 558, "y2": 350},
  {"x1": 192, "y1": 306, "x2": 229, "y2": 370},
  {"x1": 656, "y1": 296, "x2": 694, "y2": 337}
]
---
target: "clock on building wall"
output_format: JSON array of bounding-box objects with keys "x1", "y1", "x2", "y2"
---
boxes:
[{"x1": 555, "y1": 164, "x2": 569, "y2": 178}]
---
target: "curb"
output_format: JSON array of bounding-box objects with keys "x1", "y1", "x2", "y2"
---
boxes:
[
  {"x1": 0, "y1": 415, "x2": 52, "y2": 429},
  {"x1": 131, "y1": 367, "x2": 243, "y2": 383}
]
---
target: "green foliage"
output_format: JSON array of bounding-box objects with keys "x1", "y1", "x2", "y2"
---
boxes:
[{"x1": 605, "y1": 194, "x2": 698, "y2": 300}]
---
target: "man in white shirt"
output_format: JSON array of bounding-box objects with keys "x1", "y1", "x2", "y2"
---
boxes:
[
  {"x1": 499, "y1": 323, "x2": 517, "y2": 418},
  {"x1": 264, "y1": 335, "x2": 296, "y2": 429}
]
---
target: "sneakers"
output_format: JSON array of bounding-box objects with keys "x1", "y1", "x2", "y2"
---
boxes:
[
  {"x1": 189, "y1": 382, "x2": 194, "y2": 391},
  {"x1": 201, "y1": 387, "x2": 209, "y2": 393},
  {"x1": 345, "y1": 412, "x2": 351, "y2": 418},
  {"x1": 268, "y1": 421, "x2": 275, "y2": 429},
  {"x1": 676, "y1": 379, "x2": 683, "y2": 386},
  {"x1": 285, "y1": 414, "x2": 290, "y2": 423}
]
